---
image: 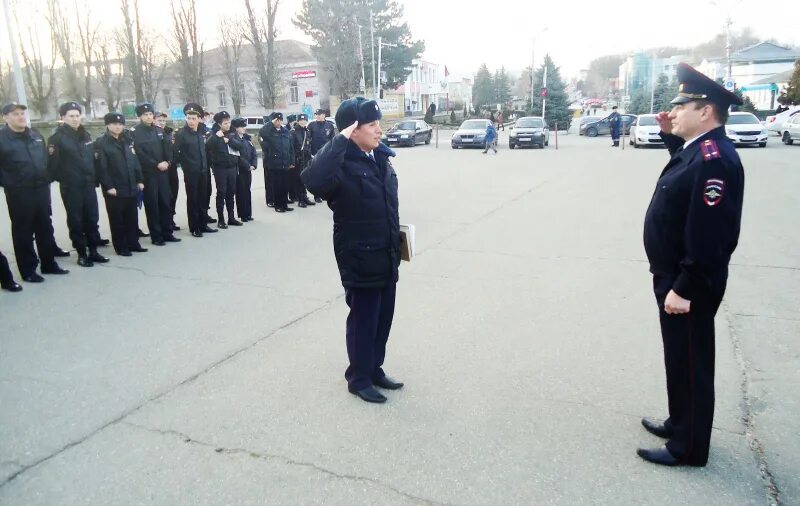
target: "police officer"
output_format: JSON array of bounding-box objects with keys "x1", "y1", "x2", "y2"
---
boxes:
[
  {"x1": 48, "y1": 102, "x2": 109, "y2": 267},
  {"x1": 174, "y1": 103, "x2": 218, "y2": 237},
  {"x1": 206, "y1": 111, "x2": 243, "y2": 228},
  {"x1": 258, "y1": 115, "x2": 275, "y2": 207},
  {"x1": 307, "y1": 108, "x2": 335, "y2": 203},
  {"x1": 131, "y1": 103, "x2": 180, "y2": 246},
  {"x1": 155, "y1": 111, "x2": 180, "y2": 232},
  {"x1": 638, "y1": 63, "x2": 745, "y2": 467},
  {"x1": 302, "y1": 97, "x2": 402, "y2": 403},
  {"x1": 232, "y1": 117, "x2": 257, "y2": 222},
  {"x1": 608, "y1": 105, "x2": 622, "y2": 147},
  {"x1": 198, "y1": 111, "x2": 216, "y2": 224},
  {"x1": 94, "y1": 113, "x2": 147, "y2": 256},
  {"x1": 290, "y1": 113, "x2": 315, "y2": 208},
  {"x1": 261, "y1": 112, "x2": 295, "y2": 213},
  {"x1": 0, "y1": 102, "x2": 69, "y2": 282}
]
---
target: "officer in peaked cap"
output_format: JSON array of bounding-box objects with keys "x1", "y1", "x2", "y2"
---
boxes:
[
  {"x1": 290, "y1": 113, "x2": 314, "y2": 207},
  {"x1": 638, "y1": 63, "x2": 745, "y2": 467},
  {"x1": 174, "y1": 103, "x2": 217, "y2": 237},
  {"x1": 307, "y1": 108, "x2": 335, "y2": 203},
  {"x1": 258, "y1": 112, "x2": 283, "y2": 208}
]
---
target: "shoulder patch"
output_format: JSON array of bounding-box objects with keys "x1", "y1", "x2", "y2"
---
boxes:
[
  {"x1": 703, "y1": 179, "x2": 725, "y2": 206},
  {"x1": 48, "y1": 145, "x2": 55, "y2": 155},
  {"x1": 700, "y1": 139, "x2": 721, "y2": 161}
]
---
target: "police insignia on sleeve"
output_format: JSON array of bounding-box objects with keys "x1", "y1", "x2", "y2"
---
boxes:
[
  {"x1": 703, "y1": 178, "x2": 725, "y2": 206},
  {"x1": 48, "y1": 145, "x2": 55, "y2": 155},
  {"x1": 699, "y1": 139, "x2": 721, "y2": 161}
]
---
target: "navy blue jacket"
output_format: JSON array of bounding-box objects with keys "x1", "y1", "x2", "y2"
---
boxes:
[
  {"x1": 47, "y1": 124, "x2": 96, "y2": 187},
  {"x1": 307, "y1": 119, "x2": 335, "y2": 155},
  {"x1": 207, "y1": 125, "x2": 244, "y2": 171},
  {"x1": 131, "y1": 122, "x2": 172, "y2": 172},
  {"x1": 174, "y1": 125, "x2": 209, "y2": 174},
  {"x1": 94, "y1": 131, "x2": 143, "y2": 198},
  {"x1": 292, "y1": 125, "x2": 311, "y2": 169},
  {"x1": 0, "y1": 126, "x2": 50, "y2": 188},
  {"x1": 644, "y1": 126, "x2": 744, "y2": 300},
  {"x1": 259, "y1": 125, "x2": 295, "y2": 171},
  {"x1": 608, "y1": 112, "x2": 622, "y2": 137},
  {"x1": 236, "y1": 133, "x2": 258, "y2": 174},
  {"x1": 301, "y1": 135, "x2": 400, "y2": 288}
]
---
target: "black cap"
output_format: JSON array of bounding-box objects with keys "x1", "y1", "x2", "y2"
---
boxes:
[
  {"x1": 155, "y1": 111, "x2": 168, "y2": 118},
  {"x1": 213, "y1": 111, "x2": 231, "y2": 124},
  {"x1": 231, "y1": 118, "x2": 247, "y2": 128},
  {"x1": 135, "y1": 103, "x2": 154, "y2": 116},
  {"x1": 314, "y1": 108, "x2": 326, "y2": 116},
  {"x1": 334, "y1": 97, "x2": 382, "y2": 131},
  {"x1": 270, "y1": 112, "x2": 284, "y2": 121},
  {"x1": 298, "y1": 113, "x2": 308, "y2": 121},
  {"x1": 104, "y1": 113, "x2": 126, "y2": 125},
  {"x1": 2, "y1": 102, "x2": 27, "y2": 115},
  {"x1": 612, "y1": 106, "x2": 618, "y2": 110},
  {"x1": 287, "y1": 114, "x2": 297, "y2": 123},
  {"x1": 59, "y1": 102, "x2": 82, "y2": 116},
  {"x1": 670, "y1": 63, "x2": 743, "y2": 108},
  {"x1": 183, "y1": 102, "x2": 203, "y2": 116}
]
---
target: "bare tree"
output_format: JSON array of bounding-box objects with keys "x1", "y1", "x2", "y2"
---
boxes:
[
  {"x1": 243, "y1": 0, "x2": 282, "y2": 109},
  {"x1": 142, "y1": 43, "x2": 167, "y2": 106},
  {"x1": 74, "y1": 1, "x2": 101, "y2": 116},
  {"x1": 15, "y1": 11, "x2": 57, "y2": 117},
  {"x1": 94, "y1": 37, "x2": 123, "y2": 113},
  {"x1": 119, "y1": 0, "x2": 167, "y2": 105},
  {"x1": 218, "y1": 18, "x2": 245, "y2": 115},
  {"x1": 0, "y1": 58, "x2": 14, "y2": 104},
  {"x1": 170, "y1": 0, "x2": 204, "y2": 103},
  {"x1": 46, "y1": 0, "x2": 82, "y2": 104}
]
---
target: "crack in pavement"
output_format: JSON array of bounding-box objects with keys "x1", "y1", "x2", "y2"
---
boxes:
[
  {"x1": 121, "y1": 422, "x2": 453, "y2": 506},
  {"x1": 723, "y1": 300, "x2": 782, "y2": 505},
  {"x1": 0, "y1": 294, "x2": 344, "y2": 489},
  {"x1": 730, "y1": 262, "x2": 800, "y2": 273},
  {"x1": 731, "y1": 313, "x2": 800, "y2": 323},
  {"x1": 428, "y1": 247, "x2": 650, "y2": 265}
]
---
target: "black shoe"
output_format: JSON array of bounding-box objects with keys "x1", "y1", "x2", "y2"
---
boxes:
[
  {"x1": 200, "y1": 226, "x2": 218, "y2": 233},
  {"x1": 275, "y1": 207, "x2": 285, "y2": 213},
  {"x1": 641, "y1": 418, "x2": 672, "y2": 439},
  {"x1": 152, "y1": 240, "x2": 166, "y2": 246},
  {"x1": 243, "y1": 217, "x2": 253, "y2": 222},
  {"x1": 298, "y1": 201, "x2": 307, "y2": 208},
  {"x1": 314, "y1": 197, "x2": 322, "y2": 203},
  {"x1": 163, "y1": 236, "x2": 181, "y2": 243},
  {"x1": 138, "y1": 229, "x2": 150, "y2": 237},
  {"x1": 204, "y1": 215, "x2": 216, "y2": 224},
  {"x1": 636, "y1": 447, "x2": 681, "y2": 467},
  {"x1": 1, "y1": 280, "x2": 23, "y2": 292},
  {"x1": 267, "y1": 202, "x2": 274, "y2": 208},
  {"x1": 217, "y1": 220, "x2": 228, "y2": 229},
  {"x1": 373, "y1": 376, "x2": 404, "y2": 390},
  {"x1": 41, "y1": 264, "x2": 69, "y2": 275},
  {"x1": 284, "y1": 206, "x2": 294, "y2": 212},
  {"x1": 172, "y1": 222, "x2": 181, "y2": 231},
  {"x1": 54, "y1": 248, "x2": 71, "y2": 257},
  {"x1": 78, "y1": 255, "x2": 94, "y2": 267},
  {"x1": 304, "y1": 199, "x2": 316, "y2": 206},
  {"x1": 98, "y1": 238, "x2": 110, "y2": 246},
  {"x1": 23, "y1": 273, "x2": 45, "y2": 283},
  {"x1": 116, "y1": 250, "x2": 132, "y2": 257},
  {"x1": 88, "y1": 250, "x2": 110, "y2": 263},
  {"x1": 228, "y1": 218, "x2": 243, "y2": 226},
  {"x1": 130, "y1": 246, "x2": 149, "y2": 253},
  {"x1": 349, "y1": 386, "x2": 387, "y2": 404},
  {"x1": 191, "y1": 230, "x2": 203, "y2": 238}
]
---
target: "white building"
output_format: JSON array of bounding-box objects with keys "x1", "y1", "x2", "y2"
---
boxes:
[
  {"x1": 697, "y1": 42, "x2": 800, "y2": 87},
  {"x1": 447, "y1": 78, "x2": 473, "y2": 111},
  {"x1": 397, "y1": 59, "x2": 449, "y2": 115}
]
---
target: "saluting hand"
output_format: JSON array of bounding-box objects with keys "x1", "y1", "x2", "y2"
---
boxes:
[
  {"x1": 341, "y1": 121, "x2": 358, "y2": 139},
  {"x1": 664, "y1": 290, "x2": 690, "y2": 315},
  {"x1": 137, "y1": 183, "x2": 144, "y2": 190},
  {"x1": 656, "y1": 112, "x2": 673, "y2": 135}
]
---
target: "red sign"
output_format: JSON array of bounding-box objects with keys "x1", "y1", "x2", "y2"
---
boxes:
[
  {"x1": 305, "y1": 90, "x2": 313, "y2": 98},
  {"x1": 540, "y1": 88, "x2": 548, "y2": 98},
  {"x1": 292, "y1": 70, "x2": 317, "y2": 79}
]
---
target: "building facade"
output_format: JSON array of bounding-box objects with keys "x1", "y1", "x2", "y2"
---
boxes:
[{"x1": 397, "y1": 59, "x2": 449, "y2": 115}]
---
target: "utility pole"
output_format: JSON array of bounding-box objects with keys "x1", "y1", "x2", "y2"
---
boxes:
[
  {"x1": 542, "y1": 64, "x2": 548, "y2": 119},
  {"x1": 724, "y1": 15, "x2": 733, "y2": 83},
  {"x1": 356, "y1": 16, "x2": 366, "y2": 94},
  {"x1": 2, "y1": 0, "x2": 29, "y2": 124},
  {"x1": 649, "y1": 54, "x2": 656, "y2": 114},
  {"x1": 530, "y1": 39, "x2": 535, "y2": 114},
  {"x1": 370, "y1": 10, "x2": 376, "y2": 99},
  {"x1": 377, "y1": 36, "x2": 382, "y2": 100}
]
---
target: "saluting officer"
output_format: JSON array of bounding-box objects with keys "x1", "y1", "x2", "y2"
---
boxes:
[
  {"x1": 174, "y1": 103, "x2": 218, "y2": 237},
  {"x1": 48, "y1": 102, "x2": 109, "y2": 267},
  {"x1": 206, "y1": 111, "x2": 243, "y2": 228},
  {"x1": 261, "y1": 112, "x2": 295, "y2": 213},
  {"x1": 290, "y1": 113, "x2": 315, "y2": 208},
  {"x1": 94, "y1": 113, "x2": 147, "y2": 257},
  {"x1": 0, "y1": 102, "x2": 69, "y2": 282},
  {"x1": 307, "y1": 108, "x2": 335, "y2": 203},
  {"x1": 638, "y1": 63, "x2": 745, "y2": 467},
  {"x1": 232, "y1": 117, "x2": 257, "y2": 222},
  {"x1": 131, "y1": 103, "x2": 180, "y2": 246},
  {"x1": 155, "y1": 111, "x2": 180, "y2": 232}
]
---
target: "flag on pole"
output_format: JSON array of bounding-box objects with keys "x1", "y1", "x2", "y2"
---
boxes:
[{"x1": 444, "y1": 66, "x2": 450, "y2": 78}]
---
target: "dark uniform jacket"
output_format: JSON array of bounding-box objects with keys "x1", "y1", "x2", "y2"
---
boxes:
[
  {"x1": 608, "y1": 112, "x2": 622, "y2": 136},
  {"x1": 131, "y1": 122, "x2": 171, "y2": 172},
  {"x1": 236, "y1": 133, "x2": 258, "y2": 174},
  {"x1": 94, "y1": 132, "x2": 143, "y2": 198},
  {"x1": 206, "y1": 126, "x2": 244, "y2": 170},
  {"x1": 260, "y1": 125, "x2": 295, "y2": 171},
  {"x1": 47, "y1": 124, "x2": 96, "y2": 187},
  {"x1": 644, "y1": 126, "x2": 744, "y2": 300},
  {"x1": 301, "y1": 135, "x2": 400, "y2": 288},
  {"x1": 174, "y1": 125, "x2": 209, "y2": 174},
  {"x1": 307, "y1": 120, "x2": 335, "y2": 155},
  {"x1": 0, "y1": 126, "x2": 50, "y2": 188},
  {"x1": 292, "y1": 125, "x2": 311, "y2": 169}
]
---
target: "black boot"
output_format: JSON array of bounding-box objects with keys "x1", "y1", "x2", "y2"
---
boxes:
[
  {"x1": 77, "y1": 250, "x2": 94, "y2": 267},
  {"x1": 88, "y1": 248, "x2": 110, "y2": 263},
  {"x1": 314, "y1": 196, "x2": 322, "y2": 203},
  {"x1": 218, "y1": 218, "x2": 228, "y2": 229},
  {"x1": 228, "y1": 216, "x2": 243, "y2": 226},
  {"x1": 298, "y1": 200, "x2": 307, "y2": 208}
]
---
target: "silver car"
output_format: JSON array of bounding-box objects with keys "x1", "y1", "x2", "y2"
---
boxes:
[
  {"x1": 726, "y1": 112, "x2": 768, "y2": 148},
  {"x1": 509, "y1": 116, "x2": 549, "y2": 149},
  {"x1": 781, "y1": 112, "x2": 800, "y2": 145},
  {"x1": 451, "y1": 119, "x2": 491, "y2": 149}
]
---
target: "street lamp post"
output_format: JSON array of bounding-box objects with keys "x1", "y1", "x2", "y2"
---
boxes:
[{"x1": 530, "y1": 27, "x2": 548, "y2": 115}]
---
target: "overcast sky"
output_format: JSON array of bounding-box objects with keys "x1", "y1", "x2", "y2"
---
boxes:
[{"x1": 2, "y1": 0, "x2": 798, "y2": 80}]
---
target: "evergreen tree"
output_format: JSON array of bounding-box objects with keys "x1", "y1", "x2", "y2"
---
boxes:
[
  {"x1": 493, "y1": 67, "x2": 512, "y2": 107},
  {"x1": 529, "y1": 54, "x2": 571, "y2": 128},
  {"x1": 778, "y1": 60, "x2": 800, "y2": 105},
  {"x1": 473, "y1": 63, "x2": 494, "y2": 110},
  {"x1": 627, "y1": 89, "x2": 650, "y2": 115}
]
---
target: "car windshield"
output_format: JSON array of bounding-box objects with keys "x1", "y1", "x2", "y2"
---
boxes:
[
  {"x1": 461, "y1": 120, "x2": 488, "y2": 129},
  {"x1": 638, "y1": 116, "x2": 657, "y2": 126},
  {"x1": 517, "y1": 118, "x2": 544, "y2": 128},
  {"x1": 395, "y1": 122, "x2": 416, "y2": 130},
  {"x1": 727, "y1": 114, "x2": 760, "y2": 125}
]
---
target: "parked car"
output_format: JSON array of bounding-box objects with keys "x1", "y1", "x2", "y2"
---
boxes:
[
  {"x1": 242, "y1": 116, "x2": 267, "y2": 132},
  {"x1": 629, "y1": 114, "x2": 664, "y2": 148},
  {"x1": 580, "y1": 114, "x2": 635, "y2": 137},
  {"x1": 726, "y1": 112, "x2": 768, "y2": 147},
  {"x1": 451, "y1": 119, "x2": 491, "y2": 149},
  {"x1": 509, "y1": 116, "x2": 549, "y2": 149},
  {"x1": 765, "y1": 106, "x2": 800, "y2": 137},
  {"x1": 382, "y1": 120, "x2": 432, "y2": 147},
  {"x1": 781, "y1": 112, "x2": 800, "y2": 145},
  {"x1": 576, "y1": 116, "x2": 603, "y2": 135}
]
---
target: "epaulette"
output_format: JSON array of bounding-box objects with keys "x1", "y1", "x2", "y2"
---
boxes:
[{"x1": 699, "y1": 139, "x2": 721, "y2": 161}]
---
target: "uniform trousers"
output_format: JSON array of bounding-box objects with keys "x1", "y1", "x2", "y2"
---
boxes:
[
  {"x1": 142, "y1": 169, "x2": 174, "y2": 242},
  {"x1": 184, "y1": 170, "x2": 208, "y2": 232},
  {"x1": 59, "y1": 184, "x2": 101, "y2": 254},
  {"x1": 204, "y1": 170, "x2": 213, "y2": 213},
  {"x1": 168, "y1": 164, "x2": 180, "y2": 218},
  {"x1": 653, "y1": 274, "x2": 725, "y2": 466},
  {"x1": 213, "y1": 167, "x2": 237, "y2": 219},
  {"x1": 0, "y1": 250, "x2": 14, "y2": 285},
  {"x1": 344, "y1": 282, "x2": 397, "y2": 391},
  {"x1": 236, "y1": 170, "x2": 253, "y2": 219},
  {"x1": 269, "y1": 170, "x2": 289, "y2": 209},
  {"x1": 264, "y1": 167, "x2": 274, "y2": 205},
  {"x1": 104, "y1": 195, "x2": 140, "y2": 254},
  {"x1": 289, "y1": 166, "x2": 308, "y2": 202},
  {"x1": 4, "y1": 186, "x2": 57, "y2": 276}
]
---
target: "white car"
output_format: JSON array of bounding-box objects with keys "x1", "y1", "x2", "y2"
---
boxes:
[
  {"x1": 781, "y1": 112, "x2": 800, "y2": 145},
  {"x1": 629, "y1": 114, "x2": 664, "y2": 148},
  {"x1": 726, "y1": 112, "x2": 768, "y2": 148},
  {"x1": 765, "y1": 106, "x2": 800, "y2": 137}
]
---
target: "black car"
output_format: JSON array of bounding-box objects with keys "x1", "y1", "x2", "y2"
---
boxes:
[
  {"x1": 383, "y1": 120, "x2": 433, "y2": 147},
  {"x1": 580, "y1": 114, "x2": 636, "y2": 137}
]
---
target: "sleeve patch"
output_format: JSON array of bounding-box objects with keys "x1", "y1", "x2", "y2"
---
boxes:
[
  {"x1": 700, "y1": 139, "x2": 721, "y2": 161},
  {"x1": 703, "y1": 178, "x2": 725, "y2": 206}
]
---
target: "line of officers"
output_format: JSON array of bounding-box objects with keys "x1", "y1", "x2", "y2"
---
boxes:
[{"x1": 0, "y1": 100, "x2": 336, "y2": 293}]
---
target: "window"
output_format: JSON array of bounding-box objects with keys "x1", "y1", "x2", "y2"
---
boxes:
[
  {"x1": 239, "y1": 83, "x2": 247, "y2": 106},
  {"x1": 163, "y1": 89, "x2": 171, "y2": 108},
  {"x1": 289, "y1": 81, "x2": 298, "y2": 104},
  {"x1": 217, "y1": 85, "x2": 227, "y2": 107}
]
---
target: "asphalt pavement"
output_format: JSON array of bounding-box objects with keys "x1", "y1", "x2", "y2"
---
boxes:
[{"x1": 0, "y1": 131, "x2": 797, "y2": 505}]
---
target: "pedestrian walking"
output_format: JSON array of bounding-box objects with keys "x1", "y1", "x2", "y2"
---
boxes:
[{"x1": 483, "y1": 121, "x2": 498, "y2": 154}]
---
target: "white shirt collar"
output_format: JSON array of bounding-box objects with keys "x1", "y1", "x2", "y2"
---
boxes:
[{"x1": 682, "y1": 130, "x2": 712, "y2": 150}]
